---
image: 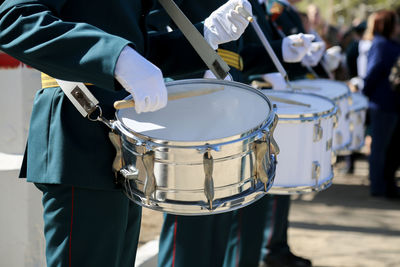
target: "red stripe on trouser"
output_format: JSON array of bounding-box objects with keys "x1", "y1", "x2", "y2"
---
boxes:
[
  {"x1": 172, "y1": 216, "x2": 178, "y2": 267},
  {"x1": 266, "y1": 198, "x2": 278, "y2": 246},
  {"x1": 235, "y1": 210, "x2": 243, "y2": 267},
  {"x1": 69, "y1": 187, "x2": 75, "y2": 267}
]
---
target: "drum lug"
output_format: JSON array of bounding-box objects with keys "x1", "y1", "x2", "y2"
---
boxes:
[
  {"x1": 312, "y1": 161, "x2": 321, "y2": 182},
  {"x1": 142, "y1": 150, "x2": 157, "y2": 203},
  {"x1": 108, "y1": 132, "x2": 124, "y2": 181},
  {"x1": 349, "y1": 121, "x2": 354, "y2": 132},
  {"x1": 203, "y1": 149, "x2": 215, "y2": 210},
  {"x1": 313, "y1": 120, "x2": 323, "y2": 142},
  {"x1": 254, "y1": 139, "x2": 269, "y2": 191},
  {"x1": 335, "y1": 131, "x2": 343, "y2": 146},
  {"x1": 326, "y1": 138, "x2": 333, "y2": 151},
  {"x1": 269, "y1": 114, "x2": 280, "y2": 155},
  {"x1": 333, "y1": 113, "x2": 339, "y2": 129}
]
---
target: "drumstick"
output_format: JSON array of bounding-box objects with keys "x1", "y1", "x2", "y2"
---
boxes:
[
  {"x1": 290, "y1": 84, "x2": 321, "y2": 91},
  {"x1": 235, "y1": 5, "x2": 293, "y2": 90},
  {"x1": 267, "y1": 95, "x2": 311, "y2": 108},
  {"x1": 113, "y1": 87, "x2": 224, "y2": 109},
  {"x1": 251, "y1": 80, "x2": 273, "y2": 89}
]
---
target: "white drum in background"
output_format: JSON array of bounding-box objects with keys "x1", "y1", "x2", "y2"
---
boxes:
[
  {"x1": 113, "y1": 79, "x2": 279, "y2": 215},
  {"x1": 262, "y1": 90, "x2": 337, "y2": 194},
  {"x1": 290, "y1": 79, "x2": 352, "y2": 152},
  {"x1": 347, "y1": 92, "x2": 368, "y2": 152}
]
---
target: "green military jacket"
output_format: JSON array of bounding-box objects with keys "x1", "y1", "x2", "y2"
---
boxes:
[
  {"x1": 240, "y1": 0, "x2": 283, "y2": 80},
  {"x1": 266, "y1": 0, "x2": 325, "y2": 79},
  {"x1": 0, "y1": 0, "x2": 207, "y2": 190},
  {"x1": 147, "y1": 0, "x2": 244, "y2": 81}
]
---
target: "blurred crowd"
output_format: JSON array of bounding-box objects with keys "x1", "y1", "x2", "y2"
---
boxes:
[{"x1": 301, "y1": 3, "x2": 400, "y2": 199}]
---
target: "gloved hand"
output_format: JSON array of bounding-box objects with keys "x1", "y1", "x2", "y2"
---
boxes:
[
  {"x1": 262, "y1": 72, "x2": 287, "y2": 90},
  {"x1": 204, "y1": 0, "x2": 252, "y2": 50},
  {"x1": 323, "y1": 45, "x2": 342, "y2": 71},
  {"x1": 301, "y1": 41, "x2": 326, "y2": 67},
  {"x1": 349, "y1": 76, "x2": 365, "y2": 91},
  {"x1": 114, "y1": 46, "x2": 167, "y2": 113},
  {"x1": 203, "y1": 70, "x2": 233, "y2": 81},
  {"x1": 282, "y1": 33, "x2": 315, "y2": 63}
]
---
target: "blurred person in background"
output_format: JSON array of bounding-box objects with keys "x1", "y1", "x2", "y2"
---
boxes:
[{"x1": 362, "y1": 9, "x2": 400, "y2": 199}]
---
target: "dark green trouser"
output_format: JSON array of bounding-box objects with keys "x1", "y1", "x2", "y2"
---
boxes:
[
  {"x1": 35, "y1": 183, "x2": 141, "y2": 267},
  {"x1": 158, "y1": 212, "x2": 233, "y2": 267},
  {"x1": 223, "y1": 195, "x2": 274, "y2": 267},
  {"x1": 261, "y1": 195, "x2": 291, "y2": 261}
]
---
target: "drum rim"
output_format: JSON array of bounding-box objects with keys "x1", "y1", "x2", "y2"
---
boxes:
[
  {"x1": 262, "y1": 89, "x2": 337, "y2": 121},
  {"x1": 349, "y1": 93, "x2": 369, "y2": 113},
  {"x1": 114, "y1": 79, "x2": 276, "y2": 148},
  {"x1": 291, "y1": 78, "x2": 351, "y2": 102}
]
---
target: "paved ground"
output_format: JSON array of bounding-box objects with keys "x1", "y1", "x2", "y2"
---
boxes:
[{"x1": 137, "y1": 153, "x2": 400, "y2": 267}]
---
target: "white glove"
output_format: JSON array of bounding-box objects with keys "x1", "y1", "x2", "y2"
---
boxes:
[
  {"x1": 301, "y1": 41, "x2": 326, "y2": 67},
  {"x1": 262, "y1": 72, "x2": 287, "y2": 90},
  {"x1": 114, "y1": 46, "x2": 167, "y2": 113},
  {"x1": 204, "y1": 0, "x2": 252, "y2": 50},
  {"x1": 349, "y1": 76, "x2": 365, "y2": 91},
  {"x1": 203, "y1": 70, "x2": 233, "y2": 81},
  {"x1": 323, "y1": 45, "x2": 342, "y2": 71},
  {"x1": 282, "y1": 33, "x2": 315, "y2": 63}
]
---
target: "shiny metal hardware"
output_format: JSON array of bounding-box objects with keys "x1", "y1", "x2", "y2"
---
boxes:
[
  {"x1": 336, "y1": 107, "x2": 342, "y2": 119},
  {"x1": 313, "y1": 120, "x2": 323, "y2": 142},
  {"x1": 108, "y1": 132, "x2": 124, "y2": 179},
  {"x1": 269, "y1": 113, "x2": 280, "y2": 155},
  {"x1": 348, "y1": 96, "x2": 353, "y2": 106},
  {"x1": 357, "y1": 113, "x2": 363, "y2": 124},
  {"x1": 142, "y1": 150, "x2": 157, "y2": 203},
  {"x1": 349, "y1": 121, "x2": 354, "y2": 132},
  {"x1": 119, "y1": 167, "x2": 139, "y2": 180},
  {"x1": 203, "y1": 149, "x2": 215, "y2": 210},
  {"x1": 326, "y1": 138, "x2": 333, "y2": 151},
  {"x1": 335, "y1": 132, "x2": 343, "y2": 146},
  {"x1": 312, "y1": 161, "x2": 321, "y2": 181},
  {"x1": 333, "y1": 113, "x2": 339, "y2": 129},
  {"x1": 253, "y1": 130, "x2": 271, "y2": 191}
]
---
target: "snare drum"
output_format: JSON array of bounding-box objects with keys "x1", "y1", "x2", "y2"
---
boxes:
[
  {"x1": 111, "y1": 79, "x2": 279, "y2": 215},
  {"x1": 347, "y1": 92, "x2": 368, "y2": 151},
  {"x1": 262, "y1": 90, "x2": 337, "y2": 194},
  {"x1": 290, "y1": 79, "x2": 352, "y2": 152}
]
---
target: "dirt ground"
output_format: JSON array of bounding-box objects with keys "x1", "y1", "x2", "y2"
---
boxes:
[{"x1": 138, "y1": 153, "x2": 400, "y2": 267}]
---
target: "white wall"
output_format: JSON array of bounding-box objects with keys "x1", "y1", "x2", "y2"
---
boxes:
[{"x1": 0, "y1": 55, "x2": 46, "y2": 266}]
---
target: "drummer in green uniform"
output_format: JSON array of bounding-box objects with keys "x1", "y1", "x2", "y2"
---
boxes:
[
  {"x1": 147, "y1": 1, "x2": 314, "y2": 267},
  {"x1": 221, "y1": 1, "x2": 318, "y2": 267},
  {"x1": 0, "y1": 0, "x2": 253, "y2": 266}
]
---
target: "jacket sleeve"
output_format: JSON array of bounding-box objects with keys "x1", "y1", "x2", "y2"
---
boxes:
[
  {"x1": 0, "y1": 0, "x2": 131, "y2": 91},
  {"x1": 146, "y1": 22, "x2": 208, "y2": 79},
  {"x1": 241, "y1": 39, "x2": 283, "y2": 77},
  {"x1": 363, "y1": 41, "x2": 384, "y2": 98}
]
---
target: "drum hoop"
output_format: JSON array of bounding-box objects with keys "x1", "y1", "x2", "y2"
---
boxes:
[
  {"x1": 114, "y1": 79, "x2": 276, "y2": 149},
  {"x1": 292, "y1": 79, "x2": 351, "y2": 102},
  {"x1": 262, "y1": 90, "x2": 337, "y2": 121}
]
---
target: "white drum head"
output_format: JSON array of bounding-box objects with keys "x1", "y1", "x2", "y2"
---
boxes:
[
  {"x1": 291, "y1": 79, "x2": 350, "y2": 101},
  {"x1": 262, "y1": 90, "x2": 335, "y2": 119},
  {"x1": 117, "y1": 80, "x2": 272, "y2": 142}
]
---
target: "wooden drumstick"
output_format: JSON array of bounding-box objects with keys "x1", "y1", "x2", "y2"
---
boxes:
[
  {"x1": 113, "y1": 87, "x2": 224, "y2": 110},
  {"x1": 267, "y1": 95, "x2": 311, "y2": 108},
  {"x1": 290, "y1": 84, "x2": 321, "y2": 91}
]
